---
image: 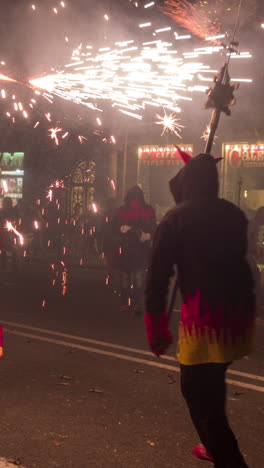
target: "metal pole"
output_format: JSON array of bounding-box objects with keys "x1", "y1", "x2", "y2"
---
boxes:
[
  {"x1": 205, "y1": 108, "x2": 221, "y2": 155},
  {"x1": 238, "y1": 177, "x2": 242, "y2": 207}
]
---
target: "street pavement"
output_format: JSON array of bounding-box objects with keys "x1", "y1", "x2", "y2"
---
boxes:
[{"x1": 0, "y1": 262, "x2": 263, "y2": 468}]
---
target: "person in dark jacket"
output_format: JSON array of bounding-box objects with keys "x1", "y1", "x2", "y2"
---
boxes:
[
  {"x1": 113, "y1": 185, "x2": 156, "y2": 313},
  {"x1": 144, "y1": 150, "x2": 256, "y2": 468}
]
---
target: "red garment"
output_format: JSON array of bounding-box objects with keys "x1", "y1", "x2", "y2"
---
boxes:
[
  {"x1": 112, "y1": 187, "x2": 156, "y2": 273},
  {"x1": 145, "y1": 311, "x2": 172, "y2": 357}
]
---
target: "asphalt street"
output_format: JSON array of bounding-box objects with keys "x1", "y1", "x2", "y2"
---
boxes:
[{"x1": 0, "y1": 261, "x2": 263, "y2": 468}]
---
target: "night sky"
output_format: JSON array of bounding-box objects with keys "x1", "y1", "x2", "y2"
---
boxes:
[
  {"x1": 0, "y1": 0, "x2": 263, "y2": 146},
  {"x1": 0, "y1": 0, "x2": 262, "y2": 79}
]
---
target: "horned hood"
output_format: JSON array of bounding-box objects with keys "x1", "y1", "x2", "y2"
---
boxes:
[{"x1": 170, "y1": 152, "x2": 219, "y2": 203}]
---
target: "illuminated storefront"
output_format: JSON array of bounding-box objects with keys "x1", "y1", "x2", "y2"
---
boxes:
[
  {"x1": 222, "y1": 143, "x2": 264, "y2": 213},
  {"x1": 138, "y1": 145, "x2": 193, "y2": 220},
  {"x1": 0, "y1": 152, "x2": 24, "y2": 207}
]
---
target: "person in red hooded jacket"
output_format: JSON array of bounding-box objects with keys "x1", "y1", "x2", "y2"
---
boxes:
[
  {"x1": 112, "y1": 186, "x2": 156, "y2": 314},
  {"x1": 145, "y1": 151, "x2": 256, "y2": 468}
]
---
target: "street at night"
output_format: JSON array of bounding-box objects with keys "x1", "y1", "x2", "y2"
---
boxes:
[{"x1": 0, "y1": 261, "x2": 263, "y2": 468}]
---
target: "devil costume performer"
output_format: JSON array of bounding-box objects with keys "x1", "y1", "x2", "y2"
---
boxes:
[
  {"x1": 145, "y1": 151, "x2": 256, "y2": 468},
  {"x1": 112, "y1": 186, "x2": 156, "y2": 312}
]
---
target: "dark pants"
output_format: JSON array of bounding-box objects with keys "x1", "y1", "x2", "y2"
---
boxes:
[
  {"x1": 180, "y1": 363, "x2": 249, "y2": 468},
  {"x1": 120, "y1": 269, "x2": 145, "y2": 308}
]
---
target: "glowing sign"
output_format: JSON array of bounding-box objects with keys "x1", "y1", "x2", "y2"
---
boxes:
[
  {"x1": 224, "y1": 144, "x2": 264, "y2": 168},
  {"x1": 138, "y1": 145, "x2": 193, "y2": 166}
]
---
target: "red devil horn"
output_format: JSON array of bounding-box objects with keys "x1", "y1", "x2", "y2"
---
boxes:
[
  {"x1": 214, "y1": 157, "x2": 223, "y2": 163},
  {"x1": 175, "y1": 146, "x2": 192, "y2": 164}
]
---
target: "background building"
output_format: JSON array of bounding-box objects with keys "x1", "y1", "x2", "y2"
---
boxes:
[
  {"x1": 0, "y1": 151, "x2": 24, "y2": 207},
  {"x1": 222, "y1": 142, "x2": 264, "y2": 214}
]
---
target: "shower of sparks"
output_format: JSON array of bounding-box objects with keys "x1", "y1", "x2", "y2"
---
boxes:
[
  {"x1": 31, "y1": 1, "x2": 67, "y2": 14},
  {"x1": 0, "y1": 0, "x2": 253, "y2": 142},
  {"x1": 0, "y1": 74, "x2": 17, "y2": 83},
  {"x1": 109, "y1": 179, "x2": 116, "y2": 190},
  {"x1": 2, "y1": 180, "x2": 8, "y2": 193},
  {"x1": 161, "y1": 0, "x2": 257, "y2": 43},
  {"x1": 161, "y1": 0, "x2": 221, "y2": 42},
  {"x1": 78, "y1": 135, "x2": 88, "y2": 144},
  {"x1": 201, "y1": 124, "x2": 218, "y2": 143},
  {"x1": 30, "y1": 41, "x2": 224, "y2": 121},
  {"x1": 49, "y1": 127, "x2": 62, "y2": 145},
  {"x1": 155, "y1": 111, "x2": 184, "y2": 136},
  {"x1": 28, "y1": 0, "x2": 253, "y2": 132},
  {"x1": 46, "y1": 189, "x2": 53, "y2": 201},
  {"x1": 6, "y1": 221, "x2": 24, "y2": 245},
  {"x1": 52, "y1": 179, "x2": 65, "y2": 188},
  {"x1": 92, "y1": 203, "x2": 98, "y2": 213}
]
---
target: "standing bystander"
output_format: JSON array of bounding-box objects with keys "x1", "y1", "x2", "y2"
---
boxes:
[{"x1": 113, "y1": 185, "x2": 156, "y2": 315}]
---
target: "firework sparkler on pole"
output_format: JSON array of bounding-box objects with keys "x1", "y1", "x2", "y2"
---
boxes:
[
  {"x1": 162, "y1": 0, "x2": 243, "y2": 151},
  {"x1": 203, "y1": 0, "x2": 243, "y2": 154},
  {"x1": 203, "y1": 63, "x2": 238, "y2": 154},
  {"x1": 166, "y1": 0, "x2": 244, "y2": 320}
]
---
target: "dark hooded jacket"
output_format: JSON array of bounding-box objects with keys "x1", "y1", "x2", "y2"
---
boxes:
[
  {"x1": 112, "y1": 186, "x2": 156, "y2": 272},
  {"x1": 145, "y1": 154, "x2": 256, "y2": 365}
]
